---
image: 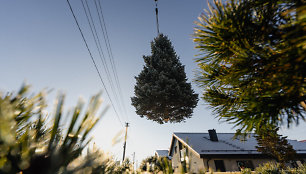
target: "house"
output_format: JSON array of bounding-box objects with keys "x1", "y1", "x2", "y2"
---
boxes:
[
  {"x1": 155, "y1": 150, "x2": 171, "y2": 159},
  {"x1": 168, "y1": 129, "x2": 306, "y2": 173}
]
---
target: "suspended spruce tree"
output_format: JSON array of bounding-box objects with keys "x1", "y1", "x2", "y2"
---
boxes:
[{"x1": 131, "y1": 34, "x2": 198, "y2": 124}]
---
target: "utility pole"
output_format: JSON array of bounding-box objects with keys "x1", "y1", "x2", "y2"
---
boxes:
[
  {"x1": 122, "y1": 122, "x2": 129, "y2": 163},
  {"x1": 132, "y1": 152, "x2": 135, "y2": 171}
]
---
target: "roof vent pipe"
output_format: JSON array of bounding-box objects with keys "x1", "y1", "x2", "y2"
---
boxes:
[{"x1": 208, "y1": 129, "x2": 218, "y2": 142}]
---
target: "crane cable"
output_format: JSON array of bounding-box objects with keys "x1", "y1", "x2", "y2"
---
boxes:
[
  {"x1": 66, "y1": 0, "x2": 124, "y2": 128},
  {"x1": 154, "y1": 0, "x2": 160, "y2": 35}
]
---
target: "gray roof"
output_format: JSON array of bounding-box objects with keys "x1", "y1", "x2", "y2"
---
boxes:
[
  {"x1": 170, "y1": 132, "x2": 306, "y2": 156},
  {"x1": 155, "y1": 150, "x2": 169, "y2": 157}
]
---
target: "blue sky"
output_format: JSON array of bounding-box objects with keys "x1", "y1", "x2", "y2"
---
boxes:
[{"x1": 1, "y1": 0, "x2": 305, "y2": 165}]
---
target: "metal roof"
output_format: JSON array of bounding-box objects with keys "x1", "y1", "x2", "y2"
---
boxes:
[
  {"x1": 170, "y1": 132, "x2": 306, "y2": 156},
  {"x1": 155, "y1": 150, "x2": 169, "y2": 157}
]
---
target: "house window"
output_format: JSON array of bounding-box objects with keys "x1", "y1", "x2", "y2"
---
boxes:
[
  {"x1": 236, "y1": 160, "x2": 254, "y2": 170},
  {"x1": 180, "y1": 148, "x2": 186, "y2": 162},
  {"x1": 214, "y1": 160, "x2": 226, "y2": 172},
  {"x1": 179, "y1": 141, "x2": 183, "y2": 150},
  {"x1": 174, "y1": 146, "x2": 177, "y2": 154}
]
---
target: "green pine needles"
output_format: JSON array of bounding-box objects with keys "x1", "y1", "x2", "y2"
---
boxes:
[
  {"x1": 0, "y1": 85, "x2": 108, "y2": 174},
  {"x1": 255, "y1": 127, "x2": 297, "y2": 169},
  {"x1": 194, "y1": 0, "x2": 306, "y2": 133},
  {"x1": 132, "y1": 34, "x2": 198, "y2": 124}
]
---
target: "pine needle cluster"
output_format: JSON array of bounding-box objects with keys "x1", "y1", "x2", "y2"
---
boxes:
[{"x1": 194, "y1": 0, "x2": 305, "y2": 133}]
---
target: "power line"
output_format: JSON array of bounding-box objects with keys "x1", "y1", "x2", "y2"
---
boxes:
[
  {"x1": 80, "y1": 0, "x2": 123, "y2": 116},
  {"x1": 93, "y1": 1, "x2": 133, "y2": 159},
  {"x1": 95, "y1": 0, "x2": 128, "y2": 120},
  {"x1": 94, "y1": 0, "x2": 129, "y2": 121},
  {"x1": 81, "y1": 0, "x2": 127, "y2": 121},
  {"x1": 66, "y1": 0, "x2": 123, "y2": 128}
]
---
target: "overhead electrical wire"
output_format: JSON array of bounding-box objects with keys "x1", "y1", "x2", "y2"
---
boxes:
[
  {"x1": 80, "y1": 0, "x2": 127, "y2": 122},
  {"x1": 88, "y1": 0, "x2": 127, "y2": 121},
  {"x1": 66, "y1": 0, "x2": 123, "y2": 128},
  {"x1": 67, "y1": 0, "x2": 135, "y2": 160},
  {"x1": 80, "y1": 0, "x2": 123, "y2": 116},
  {"x1": 91, "y1": 0, "x2": 134, "y2": 147},
  {"x1": 94, "y1": 0, "x2": 129, "y2": 121}
]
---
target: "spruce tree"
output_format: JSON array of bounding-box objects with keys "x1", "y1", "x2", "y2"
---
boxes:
[
  {"x1": 131, "y1": 34, "x2": 198, "y2": 124},
  {"x1": 255, "y1": 127, "x2": 297, "y2": 168}
]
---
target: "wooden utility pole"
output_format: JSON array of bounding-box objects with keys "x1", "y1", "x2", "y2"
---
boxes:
[
  {"x1": 132, "y1": 152, "x2": 135, "y2": 171},
  {"x1": 122, "y1": 122, "x2": 129, "y2": 163}
]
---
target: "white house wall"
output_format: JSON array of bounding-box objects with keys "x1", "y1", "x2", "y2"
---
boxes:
[
  {"x1": 170, "y1": 138, "x2": 277, "y2": 173},
  {"x1": 205, "y1": 158, "x2": 275, "y2": 172},
  {"x1": 171, "y1": 139, "x2": 181, "y2": 172},
  {"x1": 187, "y1": 149, "x2": 205, "y2": 173},
  {"x1": 171, "y1": 139, "x2": 205, "y2": 173},
  {"x1": 174, "y1": 153, "x2": 278, "y2": 173},
  {"x1": 170, "y1": 133, "x2": 306, "y2": 173}
]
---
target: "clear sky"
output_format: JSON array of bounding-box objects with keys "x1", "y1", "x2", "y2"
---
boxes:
[{"x1": 1, "y1": 0, "x2": 305, "y2": 165}]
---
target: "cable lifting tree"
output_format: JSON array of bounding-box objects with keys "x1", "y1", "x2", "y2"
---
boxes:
[{"x1": 131, "y1": 0, "x2": 198, "y2": 124}]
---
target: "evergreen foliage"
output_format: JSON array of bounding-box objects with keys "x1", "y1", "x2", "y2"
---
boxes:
[
  {"x1": 139, "y1": 156, "x2": 160, "y2": 172},
  {"x1": 194, "y1": 0, "x2": 306, "y2": 133},
  {"x1": 139, "y1": 155, "x2": 172, "y2": 173},
  {"x1": 0, "y1": 84, "x2": 109, "y2": 174},
  {"x1": 240, "y1": 162, "x2": 306, "y2": 174},
  {"x1": 132, "y1": 34, "x2": 198, "y2": 124},
  {"x1": 255, "y1": 127, "x2": 297, "y2": 168}
]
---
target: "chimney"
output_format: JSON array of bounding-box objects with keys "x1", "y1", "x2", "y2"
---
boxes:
[{"x1": 208, "y1": 129, "x2": 218, "y2": 142}]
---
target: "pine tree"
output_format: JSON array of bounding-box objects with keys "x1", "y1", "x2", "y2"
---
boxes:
[
  {"x1": 193, "y1": 0, "x2": 306, "y2": 133},
  {"x1": 0, "y1": 85, "x2": 108, "y2": 174},
  {"x1": 255, "y1": 127, "x2": 297, "y2": 168},
  {"x1": 131, "y1": 34, "x2": 198, "y2": 124}
]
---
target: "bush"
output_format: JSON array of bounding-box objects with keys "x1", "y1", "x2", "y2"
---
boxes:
[
  {"x1": 241, "y1": 168, "x2": 252, "y2": 174},
  {"x1": 255, "y1": 162, "x2": 306, "y2": 174},
  {"x1": 139, "y1": 156, "x2": 172, "y2": 174}
]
